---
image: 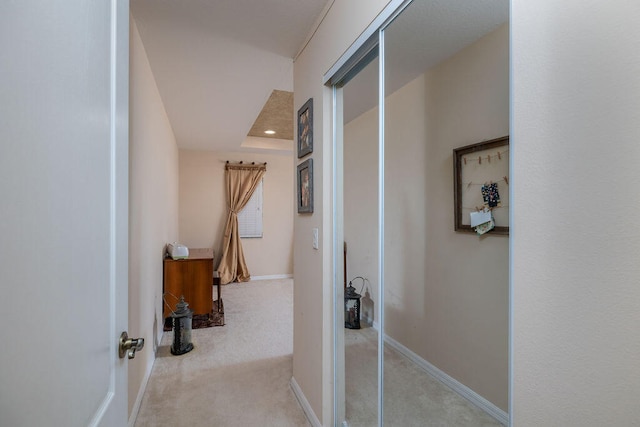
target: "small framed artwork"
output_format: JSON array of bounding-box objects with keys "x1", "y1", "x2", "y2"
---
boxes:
[
  {"x1": 297, "y1": 158, "x2": 313, "y2": 213},
  {"x1": 297, "y1": 98, "x2": 313, "y2": 158},
  {"x1": 453, "y1": 136, "x2": 509, "y2": 235}
]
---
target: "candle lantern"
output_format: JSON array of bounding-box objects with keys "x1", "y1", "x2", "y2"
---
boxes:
[
  {"x1": 344, "y1": 283, "x2": 361, "y2": 329},
  {"x1": 171, "y1": 296, "x2": 194, "y2": 355}
]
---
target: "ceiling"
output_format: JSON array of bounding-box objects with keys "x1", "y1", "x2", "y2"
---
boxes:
[
  {"x1": 344, "y1": 0, "x2": 509, "y2": 123},
  {"x1": 130, "y1": 0, "x2": 328, "y2": 152},
  {"x1": 131, "y1": 0, "x2": 508, "y2": 152}
]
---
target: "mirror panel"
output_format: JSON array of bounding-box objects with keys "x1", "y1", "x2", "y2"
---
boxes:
[
  {"x1": 382, "y1": 0, "x2": 509, "y2": 425},
  {"x1": 341, "y1": 54, "x2": 380, "y2": 426}
]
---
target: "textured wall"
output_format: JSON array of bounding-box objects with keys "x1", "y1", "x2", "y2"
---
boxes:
[{"x1": 512, "y1": 0, "x2": 640, "y2": 424}]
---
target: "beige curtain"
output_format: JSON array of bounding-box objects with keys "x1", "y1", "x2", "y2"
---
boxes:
[{"x1": 217, "y1": 163, "x2": 266, "y2": 284}]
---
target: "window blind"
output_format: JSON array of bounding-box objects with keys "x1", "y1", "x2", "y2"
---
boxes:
[{"x1": 238, "y1": 179, "x2": 263, "y2": 238}]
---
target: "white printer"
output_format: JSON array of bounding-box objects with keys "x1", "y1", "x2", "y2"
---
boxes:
[{"x1": 167, "y1": 243, "x2": 189, "y2": 260}]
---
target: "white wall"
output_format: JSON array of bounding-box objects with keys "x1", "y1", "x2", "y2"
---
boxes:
[
  {"x1": 512, "y1": 0, "x2": 640, "y2": 425},
  {"x1": 293, "y1": 1, "x2": 393, "y2": 423},
  {"x1": 129, "y1": 18, "x2": 180, "y2": 419},
  {"x1": 178, "y1": 149, "x2": 294, "y2": 278},
  {"x1": 343, "y1": 24, "x2": 509, "y2": 411}
]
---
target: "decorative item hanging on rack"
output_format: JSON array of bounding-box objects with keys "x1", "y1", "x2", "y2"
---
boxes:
[
  {"x1": 344, "y1": 282, "x2": 362, "y2": 329},
  {"x1": 171, "y1": 295, "x2": 194, "y2": 355},
  {"x1": 470, "y1": 208, "x2": 495, "y2": 235}
]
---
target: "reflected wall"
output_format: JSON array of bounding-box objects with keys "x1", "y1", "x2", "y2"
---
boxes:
[{"x1": 383, "y1": 21, "x2": 510, "y2": 411}]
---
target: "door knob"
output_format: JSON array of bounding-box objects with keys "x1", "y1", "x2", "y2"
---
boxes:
[{"x1": 119, "y1": 331, "x2": 145, "y2": 359}]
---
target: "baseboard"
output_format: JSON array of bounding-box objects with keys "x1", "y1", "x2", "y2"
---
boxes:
[
  {"x1": 366, "y1": 322, "x2": 507, "y2": 424},
  {"x1": 250, "y1": 274, "x2": 293, "y2": 281},
  {"x1": 290, "y1": 377, "x2": 322, "y2": 427},
  {"x1": 383, "y1": 335, "x2": 508, "y2": 426},
  {"x1": 127, "y1": 353, "x2": 156, "y2": 427}
]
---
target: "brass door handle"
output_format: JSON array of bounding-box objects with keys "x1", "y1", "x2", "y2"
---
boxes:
[{"x1": 119, "y1": 331, "x2": 145, "y2": 359}]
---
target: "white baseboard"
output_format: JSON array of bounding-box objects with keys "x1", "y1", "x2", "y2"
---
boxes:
[
  {"x1": 383, "y1": 334, "x2": 508, "y2": 426},
  {"x1": 128, "y1": 354, "x2": 156, "y2": 427},
  {"x1": 367, "y1": 322, "x2": 506, "y2": 424},
  {"x1": 250, "y1": 274, "x2": 293, "y2": 281},
  {"x1": 290, "y1": 377, "x2": 322, "y2": 427}
]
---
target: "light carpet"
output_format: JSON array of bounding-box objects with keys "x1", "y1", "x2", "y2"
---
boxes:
[
  {"x1": 134, "y1": 279, "x2": 310, "y2": 427},
  {"x1": 345, "y1": 326, "x2": 504, "y2": 426},
  {"x1": 135, "y1": 278, "x2": 503, "y2": 426}
]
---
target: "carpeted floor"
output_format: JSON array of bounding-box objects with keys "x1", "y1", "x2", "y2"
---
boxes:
[
  {"x1": 134, "y1": 279, "x2": 310, "y2": 427},
  {"x1": 135, "y1": 279, "x2": 503, "y2": 426},
  {"x1": 345, "y1": 326, "x2": 504, "y2": 426}
]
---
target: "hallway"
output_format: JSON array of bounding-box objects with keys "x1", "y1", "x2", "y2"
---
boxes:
[{"x1": 134, "y1": 279, "x2": 309, "y2": 426}]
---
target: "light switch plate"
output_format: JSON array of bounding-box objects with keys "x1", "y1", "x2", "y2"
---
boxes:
[{"x1": 312, "y1": 228, "x2": 319, "y2": 249}]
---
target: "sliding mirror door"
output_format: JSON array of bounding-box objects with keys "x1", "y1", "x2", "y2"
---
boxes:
[
  {"x1": 382, "y1": 0, "x2": 510, "y2": 425},
  {"x1": 335, "y1": 50, "x2": 380, "y2": 426},
  {"x1": 332, "y1": 0, "x2": 510, "y2": 425}
]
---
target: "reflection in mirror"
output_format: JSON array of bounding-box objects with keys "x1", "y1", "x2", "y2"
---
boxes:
[
  {"x1": 342, "y1": 55, "x2": 379, "y2": 426},
  {"x1": 383, "y1": 0, "x2": 509, "y2": 425}
]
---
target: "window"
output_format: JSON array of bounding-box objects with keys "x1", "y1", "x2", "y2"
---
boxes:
[{"x1": 238, "y1": 179, "x2": 263, "y2": 238}]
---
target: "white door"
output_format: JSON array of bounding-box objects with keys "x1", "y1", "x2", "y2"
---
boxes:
[{"x1": 0, "y1": 1, "x2": 130, "y2": 426}]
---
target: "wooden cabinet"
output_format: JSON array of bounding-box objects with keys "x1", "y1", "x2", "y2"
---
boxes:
[{"x1": 163, "y1": 256, "x2": 213, "y2": 320}]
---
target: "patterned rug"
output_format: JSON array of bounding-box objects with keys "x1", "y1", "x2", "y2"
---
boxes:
[{"x1": 163, "y1": 300, "x2": 225, "y2": 331}]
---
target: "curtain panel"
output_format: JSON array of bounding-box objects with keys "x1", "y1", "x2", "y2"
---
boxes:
[{"x1": 217, "y1": 163, "x2": 266, "y2": 284}]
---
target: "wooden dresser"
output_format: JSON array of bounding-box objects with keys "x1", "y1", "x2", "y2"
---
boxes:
[{"x1": 163, "y1": 254, "x2": 213, "y2": 321}]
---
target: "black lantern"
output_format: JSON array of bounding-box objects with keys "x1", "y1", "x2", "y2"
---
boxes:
[
  {"x1": 344, "y1": 283, "x2": 361, "y2": 329},
  {"x1": 171, "y1": 296, "x2": 194, "y2": 355}
]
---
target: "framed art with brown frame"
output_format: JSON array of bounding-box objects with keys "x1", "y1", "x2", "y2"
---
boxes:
[
  {"x1": 453, "y1": 136, "x2": 509, "y2": 235},
  {"x1": 297, "y1": 98, "x2": 313, "y2": 158},
  {"x1": 297, "y1": 158, "x2": 313, "y2": 213}
]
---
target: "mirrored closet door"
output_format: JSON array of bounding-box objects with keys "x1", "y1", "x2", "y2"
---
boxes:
[{"x1": 332, "y1": 0, "x2": 509, "y2": 426}]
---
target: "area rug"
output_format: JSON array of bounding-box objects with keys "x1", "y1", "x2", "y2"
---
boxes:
[{"x1": 163, "y1": 300, "x2": 225, "y2": 331}]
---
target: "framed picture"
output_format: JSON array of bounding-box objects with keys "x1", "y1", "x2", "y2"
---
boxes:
[
  {"x1": 297, "y1": 98, "x2": 313, "y2": 158},
  {"x1": 297, "y1": 158, "x2": 313, "y2": 213},
  {"x1": 453, "y1": 136, "x2": 509, "y2": 235}
]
